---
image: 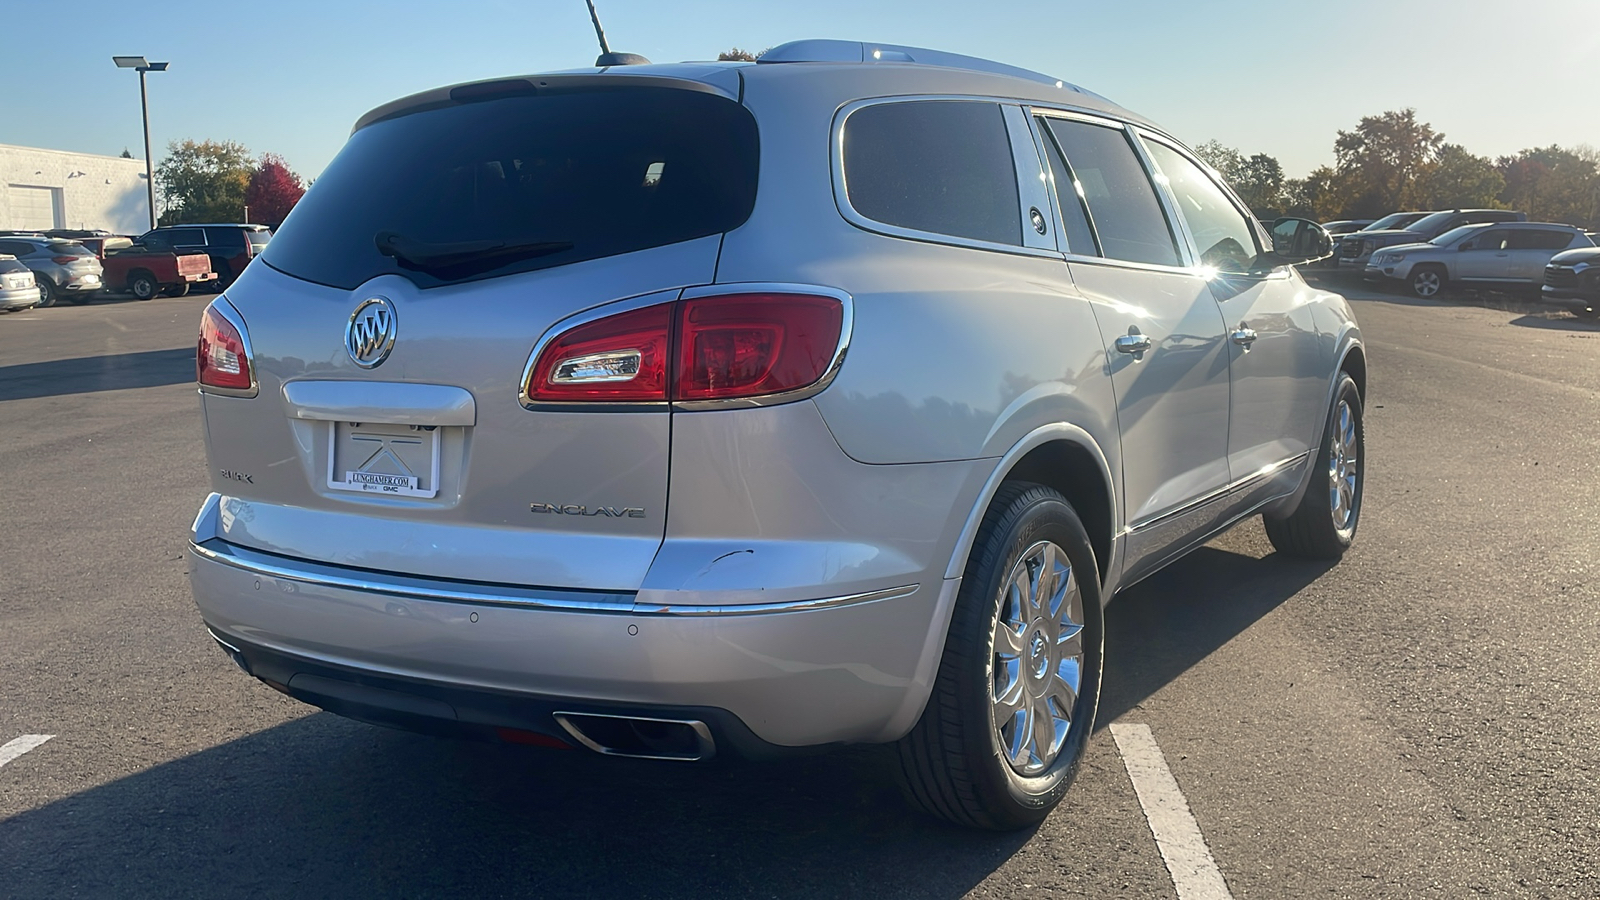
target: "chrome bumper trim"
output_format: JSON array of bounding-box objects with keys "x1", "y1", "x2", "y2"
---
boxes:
[{"x1": 190, "y1": 539, "x2": 917, "y2": 617}]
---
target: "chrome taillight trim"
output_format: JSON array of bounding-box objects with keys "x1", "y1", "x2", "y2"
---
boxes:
[{"x1": 197, "y1": 296, "x2": 259, "y2": 399}]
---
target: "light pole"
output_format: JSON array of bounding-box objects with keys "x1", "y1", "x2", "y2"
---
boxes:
[{"x1": 112, "y1": 56, "x2": 168, "y2": 232}]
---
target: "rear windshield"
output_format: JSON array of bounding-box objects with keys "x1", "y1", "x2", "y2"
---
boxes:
[
  {"x1": 246, "y1": 230, "x2": 270, "y2": 246},
  {"x1": 261, "y1": 87, "x2": 759, "y2": 290},
  {"x1": 47, "y1": 241, "x2": 93, "y2": 257}
]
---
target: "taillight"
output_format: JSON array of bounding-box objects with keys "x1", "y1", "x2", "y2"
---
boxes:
[
  {"x1": 197, "y1": 300, "x2": 255, "y2": 394},
  {"x1": 52, "y1": 256, "x2": 79, "y2": 264},
  {"x1": 524, "y1": 291, "x2": 845, "y2": 405}
]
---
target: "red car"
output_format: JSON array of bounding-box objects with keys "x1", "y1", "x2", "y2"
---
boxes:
[
  {"x1": 86, "y1": 236, "x2": 215, "y2": 300},
  {"x1": 134, "y1": 224, "x2": 270, "y2": 291}
]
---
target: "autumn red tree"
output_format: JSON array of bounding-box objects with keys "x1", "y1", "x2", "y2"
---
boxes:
[{"x1": 243, "y1": 153, "x2": 306, "y2": 226}]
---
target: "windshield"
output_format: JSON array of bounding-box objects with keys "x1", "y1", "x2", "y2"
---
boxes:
[
  {"x1": 1405, "y1": 211, "x2": 1461, "y2": 234},
  {"x1": 260, "y1": 86, "x2": 759, "y2": 290},
  {"x1": 1430, "y1": 226, "x2": 1480, "y2": 246},
  {"x1": 1366, "y1": 213, "x2": 1419, "y2": 231}
]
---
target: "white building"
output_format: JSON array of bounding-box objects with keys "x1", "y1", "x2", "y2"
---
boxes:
[{"x1": 0, "y1": 144, "x2": 151, "y2": 234}]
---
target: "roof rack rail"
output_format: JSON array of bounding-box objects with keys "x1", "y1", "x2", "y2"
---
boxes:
[{"x1": 756, "y1": 39, "x2": 1109, "y2": 100}]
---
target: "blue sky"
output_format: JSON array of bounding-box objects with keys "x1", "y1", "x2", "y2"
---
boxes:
[{"x1": 3, "y1": 0, "x2": 1595, "y2": 180}]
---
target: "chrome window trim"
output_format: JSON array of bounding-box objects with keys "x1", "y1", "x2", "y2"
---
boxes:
[
  {"x1": 830, "y1": 95, "x2": 1062, "y2": 261},
  {"x1": 196, "y1": 295, "x2": 259, "y2": 399},
  {"x1": 671, "y1": 282, "x2": 855, "y2": 411},
  {"x1": 1029, "y1": 108, "x2": 1198, "y2": 273},
  {"x1": 1133, "y1": 128, "x2": 1269, "y2": 265},
  {"x1": 190, "y1": 537, "x2": 914, "y2": 617}
]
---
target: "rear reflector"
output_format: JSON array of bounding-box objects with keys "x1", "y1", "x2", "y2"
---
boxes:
[
  {"x1": 525, "y1": 291, "x2": 844, "y2": 404},
  {"x1": 197, "y1": 300, "x2": 254, "y2": 393}
]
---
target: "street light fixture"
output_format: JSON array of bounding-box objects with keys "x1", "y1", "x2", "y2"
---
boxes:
[{"x1": 113, "y1": 55, "x2": 169, "y2": 231}]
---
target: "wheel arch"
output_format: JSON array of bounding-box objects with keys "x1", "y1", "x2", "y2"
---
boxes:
[{"x1": 943, "y1": 424, "x2": 1118, "y2": 591}]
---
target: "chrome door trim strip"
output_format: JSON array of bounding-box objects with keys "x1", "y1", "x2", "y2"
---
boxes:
[
  {"x1": 190, "y1": 538, "x2": 917, "y2": 617},
  {"x1": 1124, "y1": 451, "x2": 1312, "y2": 535}
]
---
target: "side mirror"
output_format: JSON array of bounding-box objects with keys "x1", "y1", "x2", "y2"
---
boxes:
[{"x1": 1268, "y1": 217, "x2": 1334, "y2": 265}]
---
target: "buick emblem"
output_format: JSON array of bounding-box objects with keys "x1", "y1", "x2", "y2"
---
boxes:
[{"x1": 346, "y1": 297, "x2": 397, "y2": 368}]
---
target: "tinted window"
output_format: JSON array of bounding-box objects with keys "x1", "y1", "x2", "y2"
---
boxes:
[
  {"x1": 1044, "y1": 119, "x2": 1180, "y2": 267},
  {"x1": 1432, "y1": 226, "x2": 1479, "y2": 246},
  {"x1": 205, "y1": 227, "x2": 247, "y2": 249},
  {"x1": 263, "y1": 88, "x2": 759, "y2": 290},
  {"x1": 1144, "y1": 141, "x2": 1259, "y2": 272},
  {"x1": 1468, "y1": 230, "x2": 1511, "y2": 251},
  {"x1": 1508, "y1": 229, "x2": 1575, "y2": 250},
  {"x1": 46, "y1": 240, "x2": 92, "y2": 258},
  {"x1": 163, "y1": 228, "x2": 206, "y2": 246},
  {"x1": 0, "y1": 241, "x2": 32, "y2": 256},
  {"x1": 246, "y1": 230, "x2": 271, "y2": 247},
  {"x1": 1036, "y1": 118, "x2": 1099, "y2": 256},
  {"x1": 844, "y1": 100, "x2": 1020, "y2": 247}
]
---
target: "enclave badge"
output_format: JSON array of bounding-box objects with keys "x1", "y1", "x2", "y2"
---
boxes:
[
  {"x1": 531, "y1": 502, "x2": 646, "y2": 518},
  {"x1": 346, "y1": 297, "x2": 397, "y2": 368}
]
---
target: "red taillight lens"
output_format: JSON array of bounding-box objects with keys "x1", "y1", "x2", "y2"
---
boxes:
[
  {"x1": 675, "y1": 293, "x2": 843, "y2": 401},
  {"x1": 524, "y1": 292, "x2": 844, "y2": 404},
  {"x1": 197, "y1": 302, "x2": 253, "y2": 392},
  {"x1": 526, "y1": 303, "x2": 672, "y2": 402}
]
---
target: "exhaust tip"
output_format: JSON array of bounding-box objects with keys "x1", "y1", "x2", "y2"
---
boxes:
[{"x1": 553, "y1": 712, "x2": 716, "y2": 761}]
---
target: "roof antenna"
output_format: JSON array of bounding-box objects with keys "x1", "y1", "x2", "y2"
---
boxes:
[{"x1": 584, "y1": 0, "x2": 650, "y2": 67}]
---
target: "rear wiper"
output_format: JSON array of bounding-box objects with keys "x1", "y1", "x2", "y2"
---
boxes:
[{"x1": 375, "y1": 231, "x2": 574, "y2": 275}]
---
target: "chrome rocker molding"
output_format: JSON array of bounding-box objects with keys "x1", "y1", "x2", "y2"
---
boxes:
[{"x1": 189, "y1": 538, "x2": 913, "y2": 618}]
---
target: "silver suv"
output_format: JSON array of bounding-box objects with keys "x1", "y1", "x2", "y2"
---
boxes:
[
  {"x1": 188, "y1": 40, "x2": 1365, "y2": 830},
  {"x1": 1366, "y1": 222, "x2": 1594, "y2": 298}
]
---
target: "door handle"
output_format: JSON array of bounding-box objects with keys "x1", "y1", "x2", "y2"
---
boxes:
[
  {"x1": 1231, "y1": 327, "x2": 1258, "y2": 348},
  {"x1": 1114, "y1": 333, "x2": 1152, "y2": 355}
]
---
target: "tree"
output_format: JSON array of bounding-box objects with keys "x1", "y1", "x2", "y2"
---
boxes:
[
  {"x1": 155, "y1": 139, "x2": 254, "y2": 225},
  {"x1": 1498, "y1": 145, "x2": 1600, "y2": 228},
  {"x1": 1193, "y1": 140, "x2": 1243, "y2": 177},
  {"x1": 1332, "y1": 109, "x2": 1443, "y2": 217},
  {"x1": 119, "y1": 148, "x2": 133, "y2": 159},
  {"x1": 1192, "y1": 140, "x2": 1285, "y2": 214},
  {"x1": 717, "y1": 47, "x2": 761, "y2": 61},
  {"x1": 1408, "y1": 144, "x2": 1504, "y2": 211},
  {"x1": 244, "y1": 153, "x2": 306, "y2": 226}
]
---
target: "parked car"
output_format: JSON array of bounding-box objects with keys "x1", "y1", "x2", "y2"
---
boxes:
[
  {"x1": 186, "y1": 39, "x2": 1363, "y2": 830},
  {"x1": 136, "y1": 224, "x2": 271, "y2": 290},
  {"x1": 1323, "y1": 212, "x2": 1428, "y2": 267},
  {"x1": 0, "y1": 254, "x2": 39, "y2": 311},
  {"x1": 1338, "y1": 209, "x2": 1527, "y2": 270},
  {"x1": 1321, "y1": 219, "x2": 1376, "y2": 236},
  {"x1": 87, "y1": 236, "x2": 215, "y2": 300},
  {"x1": 0, "y1": 236, "x2": 104, "y2": 306},
  {"x1": 1365, "y1": 222, "x2": 1593, "y2": 297},
  {"x1": 1541, "y1": 245, "x2": 1600, "y2": 318}
]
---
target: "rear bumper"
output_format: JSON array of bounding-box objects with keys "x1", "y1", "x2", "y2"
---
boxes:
[
  {"x1": 0, "y1": 286, "x2": 36, "y2": 309},
  {"x1": 189, "y1": 538, "x2": 957, "y2": 749}
]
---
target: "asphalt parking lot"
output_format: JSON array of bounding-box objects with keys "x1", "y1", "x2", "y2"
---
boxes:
[{"x1": 2, "y1": 282, "x2": 1598, "y2": 899}]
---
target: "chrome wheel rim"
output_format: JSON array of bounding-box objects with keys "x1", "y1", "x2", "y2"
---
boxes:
[
  {"x1": 1414, "y1": 271, "x2": 1440, "y2": 297},
  {"x1": 991, "y1": 540, "x2": 1084, "y2": 776},
  {"x1": 1328, "y1": 399, "x2": 1359, "y2": 531}
]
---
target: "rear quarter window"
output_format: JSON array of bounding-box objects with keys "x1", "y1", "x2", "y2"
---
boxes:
[
  {"x1": 260, "y1": 87, "x2": 759, "y2": 290},
  {"x1": 841, "y1": 100, "x2": 1021, "y2": 247},
  {"x1": 205, "y1": 228, "x2": 247, "y2": 249}
]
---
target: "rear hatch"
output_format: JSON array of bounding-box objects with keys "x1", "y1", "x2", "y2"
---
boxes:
[
  {"x1": 49, "y1": 240, "x2": 102, "y2": 277},
  {"x1": 201, "y1": 78, "x2": 758, "y2": 591}
]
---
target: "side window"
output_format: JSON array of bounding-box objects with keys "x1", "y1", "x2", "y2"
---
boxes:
[
  {"x1": 1508, "y1": 229, "x2": 1574, "y2": 251},
  {"x1": 1035, "y1": 118, "x2": 1099, "y2": 256},
  {"x1": 1143, "y1": 141, "x2": 1260, "y2": 273},
  {"x1": 139, "y1": 233, "x2": 171, "y2": 250},
  {"x1": 165, "y1": 228, "x2": 205, "y2": 247},
  {"x1": 0, "y1": 241, "x2": 29, "y2": 256},
  {"x1": 1472, "y1": 230, "x2": 1510, "y2": 251},
  {"x1": 1043, "y1": 118, "x2": 1180, "y2": 267},
  {"x1": 205, "y1": 227, "x2": 246, "y2": 250},
  {"x1": 842, "y1": 100, "x2": 1021, "y2": 246}
]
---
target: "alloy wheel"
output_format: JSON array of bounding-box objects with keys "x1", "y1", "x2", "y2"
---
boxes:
[
  {"x1": 1412, "y1": 270, "x2": 1441, "y2": 298},
  {"x1": 991, "y1": 540, "x2": 1084, "y2": 776},
  {"x1": 1328, "y1": 399, "x2": 1360, "y2": 532}
]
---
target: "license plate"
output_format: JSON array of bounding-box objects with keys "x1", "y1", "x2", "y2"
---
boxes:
[{"x1": 326, "y1": 421, "x2": 440, "y2": 498}]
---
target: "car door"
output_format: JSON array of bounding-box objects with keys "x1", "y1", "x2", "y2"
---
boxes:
[
  {"x1": 1034, "y1": 114, "x2": 1231, "y2": 584},
  {"x1": 1456, "y1": 229, "x2": 1512, "y2": 280},
  {"x1": 1138, "y1": 135, "x2": 1326, "y2": 512}
]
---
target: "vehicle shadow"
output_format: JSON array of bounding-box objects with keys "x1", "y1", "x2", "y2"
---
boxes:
[
  {"x1": 1508, "y1": 313, "x2": 1600, "y2": 332},
  {"x1": 1098, "y1": 545, "x2": 1335, "y2": 727},
  {"x1": 0, "y1": 715, "x2": 1031, "y2": 899},
  {"x1": 0, "y1": 347, "x2": 194, "y2": 401}
]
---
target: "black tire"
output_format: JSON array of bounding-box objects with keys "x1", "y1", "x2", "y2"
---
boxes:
[
  {"x1": 1409, "y1": 265, "x2": 1446, "y2": 299},
  {"x1": 1264, "y1": 373, "x2": 1364, "y2": 559},
  {"x1": 35, "y1": 276, "x2": 56, "y2": 308},
  {"x1": 67, "y1": 292, "x2": 93, "y2": 306},
  {"x1": 896, "y1": 482, "x2": 1104, "y2": 830},
  {"x1": 129, "y1": 271, "x2": 158, "y2": 301},
  {"x1": 162, "y1": 282, "x2": 191, "y2": 298}
]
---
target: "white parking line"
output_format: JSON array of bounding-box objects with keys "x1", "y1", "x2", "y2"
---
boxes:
[
  {"x1": 1110, "y1": 723, "x2": 1234, "y2": 900},
  {"x1": 0, "y1": 734, "x2": 54, "y2": 769}
]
